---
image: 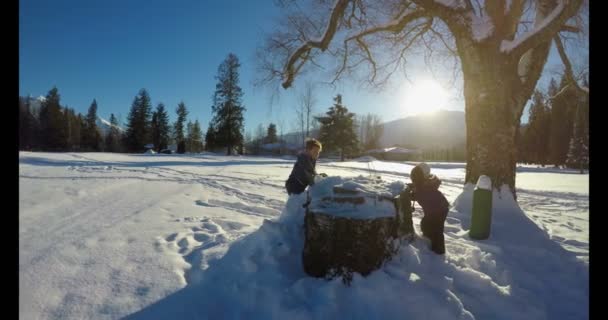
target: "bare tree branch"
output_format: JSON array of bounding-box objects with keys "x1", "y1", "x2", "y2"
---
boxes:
[
  {"x1": 345, "y1": 10, "x2": 428, "y2": 41},
  {"x1": 282, "y1": 0, "x2": 352, "y2": 89},
  {"x1": 429, "y1": 25, "x2": 457, "y2": 56},
  {"x1": 554, "y1": 34, "x2": 589, "y2": 94},
  {"x1": 356, "y1": 37, "x2": 378, "y2": 82}
]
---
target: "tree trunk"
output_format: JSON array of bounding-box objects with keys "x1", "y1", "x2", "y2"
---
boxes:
[{"x1": 461, "y1": 48, "x2": 526, "y2": 198}]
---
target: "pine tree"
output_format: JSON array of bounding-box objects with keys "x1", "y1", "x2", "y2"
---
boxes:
[
  {"x1": 155, "y1": 103, "x2": 170, "y2": 151},
  {"x1": 124, "y1": 89, "x2": 153, "y2": 152},
  {"x1": 266, "y1": 123, "x2": 278, "y2": 144},
  {"x1": 316, "y1": 94, "x2": 359, "y2": 161},
  {"x1": 39, "y1": 87, "x2": 67, "y2": 151},
  {"x1": 151, "y1": 110, "x2": 159, "y2": 151},
  {"x1": 19, "y1": 96, "x2": 32, "y2": 150},
  {"x1": 566, "y1": 86, "x2": 589, "y2": 173},
  {"x1": 66, "y1": 108, "x2": 76, "y2": 151},
  {"x1": 185, "y1": 121, "x2": 194, "y2": 153},
  {"x1": 82, "y1": 99, "x2": 102, "y2": 151},
  {"x1": 524, "y1": 91, "x2": 551, "y2": 166},
  {"x1": 192, "y1": 120, "x2": 203, "y2": 153},
  {"x1": 174, "y1": 102, "x2": 188, "y2": 153},
  {"x1": 210, "y1": 53, "x2": 246, "y2": 155},
  {"x1": 105, "y1": 113, "x2": 120, "y2": 152},
  {"x1": 64, "y1": 106, "x2": 72, "y2": 151},
  {"x1": 549, "y1": 75, "x2": 576, "y2": 167},
  {"x1": 205, "y1": 123, "x2": 216, "y2": 151}
]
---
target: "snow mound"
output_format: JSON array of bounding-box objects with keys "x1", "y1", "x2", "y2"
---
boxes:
[
  {"x1": 127, "y1": 182, "x2": 587, "y2": 319},
  {"x1": 144, "y1": 149, "x2": 156, "y2": 154}
]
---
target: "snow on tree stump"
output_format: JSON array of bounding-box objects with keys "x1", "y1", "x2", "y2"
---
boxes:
[{"x1": 302, "y1": 179, "x2": 413, "y2": 285}]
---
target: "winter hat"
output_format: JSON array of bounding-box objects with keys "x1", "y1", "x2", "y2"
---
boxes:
[{"x1": 416, "y1": 162, "x2": 431, "y2": 178}]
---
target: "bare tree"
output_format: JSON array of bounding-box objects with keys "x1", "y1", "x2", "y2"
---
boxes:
[
  {"x1": 259, "y1": 0, "x2": 588, "y2": 198},
  {"x1": 360, "y1": 113, "x2": 384, "y2": 150},
  {"x1": 293, "y1": 99, "x2": 306, "y2": 148},
  {"x1": 294, "y1": 81, "x2": 318, "y2": 148},
  {"x1": 301, "y1": 81, "x2": 317, "y2": 141},
  {"x1": 252, "y1": 123, "x2": 266, "y2": 155}
]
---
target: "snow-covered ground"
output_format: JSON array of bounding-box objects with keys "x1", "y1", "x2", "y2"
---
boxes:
[{"x1": 19, "y1": 152, "x2": 588, "y2": 319}]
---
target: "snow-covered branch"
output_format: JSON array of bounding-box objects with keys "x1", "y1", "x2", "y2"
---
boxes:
[
  {"x1": 501, "y1": 0, "x2": 583, "y2": 58},
  {"x1": 412, "y1": 0, "x2": 472, "y2": 32}
]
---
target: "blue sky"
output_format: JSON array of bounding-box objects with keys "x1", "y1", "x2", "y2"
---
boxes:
[{"x1": 19, "y1": 0, "x2": 583, "y2": 134}]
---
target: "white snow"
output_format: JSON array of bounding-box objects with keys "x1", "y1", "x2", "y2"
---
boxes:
[
  {"x1": 307, "y1": 175, "x2": 404, "y2": 219},
  {"x1": 476, "y1": 175, "x2": 492, "y2": 190},
  {"x1": 20, "y1": 152, "x2": 588, "y2": 319},
  {"x1": 434, "y1": 0, "x2": 465, "y2": 9},
  {"x1": 505, "y1": 0, "x2": 513, "y2": 14},
  {"x1": 469, "y1": 12, "x2": 494, "y2": 42}
]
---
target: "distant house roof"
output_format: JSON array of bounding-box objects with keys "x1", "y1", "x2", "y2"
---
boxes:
[
  {"x1": 365, "y1": 147, "x2": 421, "y2": 155},
  {"x1": 144, "y1": 144, "x2": 154, "y2": 149}
]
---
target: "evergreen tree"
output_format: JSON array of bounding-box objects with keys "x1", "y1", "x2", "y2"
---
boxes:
[
  {"x1": 124, "y1": 89, "x2": 153, "y2": 152},
  {"x1": 105, "y1": 113, "x2": 121, "y2": 152},
  {"x1": 39, "y1": 87, "x2": 67, "y2": 150},
  {"x1": 151, "y1": 110, "x2": 159, "y2": 150},
  {"x1": 174, "y1": 102, "x2": 188, "y2": 153},
  {"x1": 266, "y1": 123, "x2": 278, "y2": 144},
  {"x1": 549, "y1": 75, "x2": 576, "y2": 167},
  {"x1": 205, "y1": 123, "x2": 217, "y2": 151},
  {"x1": 566, "y1": 85, "x2": 589, "y2": 173},
  {"x1": 210, "y1": 53, "x2": 246, "y2": 155},
  {"x1": 82, "y1": 99, "x2": 102, "y2": 151},
  {"x1": 68, "y1": 109, "x2": 81, "y2": 151},
  {"x1": 524, "y1": 91, "x2": 551, "y2": 166},
  {"x1": 19, "y1": 96, "x2": 32, "y2": 150},
  {"x1": 316, "y1": 94, "x2": 359, "y2": 161},
  {"x1": 186, "y1": 121, "x2": 194, "y2": 152},
  {"x1": 192, "y1": 120, "x2": 204, "y2": 152},
  {"x1": 155, "y1": 103, "x2": 170, "y2": 151},
  {"x1": 64, "y1": 106, "x2": 72, "y2": 150}
]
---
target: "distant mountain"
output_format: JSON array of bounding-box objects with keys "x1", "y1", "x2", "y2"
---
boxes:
[
  {"x1": 379, "y1": 110, "x2": 466, "y2": 149},
  {"x1": 21, "y1": 96, "x2": 125, "y2": 135},
  {"x1": 280, "y1": 110, "x2": 466, "y2": 150}
]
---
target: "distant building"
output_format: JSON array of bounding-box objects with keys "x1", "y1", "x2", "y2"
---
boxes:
[
  {"x1": 364, "y1": 147, "x2": 422, "y2": 161},
  {"x1": 260, "y1": 142, "x2": 300, "y2": 155}
]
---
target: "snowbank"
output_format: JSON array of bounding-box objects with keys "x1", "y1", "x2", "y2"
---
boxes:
[{"x1": 127, "y1": 181, "x2": 588, "y2": 320}]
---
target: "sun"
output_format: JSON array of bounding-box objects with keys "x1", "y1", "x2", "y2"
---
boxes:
[{"x1": 401, "y1": 79, "x2": 449, "y2": 116}]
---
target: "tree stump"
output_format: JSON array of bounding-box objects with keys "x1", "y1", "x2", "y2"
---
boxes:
[{"x1": 302, "y1": 183, "x2": 415, "y2": 284}]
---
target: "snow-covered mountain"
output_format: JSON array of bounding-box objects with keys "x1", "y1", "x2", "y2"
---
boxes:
[{"x1": 96, "y1": 116, "x2": 125, "y2": 135}]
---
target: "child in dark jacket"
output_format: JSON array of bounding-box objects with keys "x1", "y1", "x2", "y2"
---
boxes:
[
  {"x1": 285, "y1": 139, "x2": 324, "y2": 195},
  {"x1": 410, "y1": 163, "x2": 450, "y2": 254}
]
